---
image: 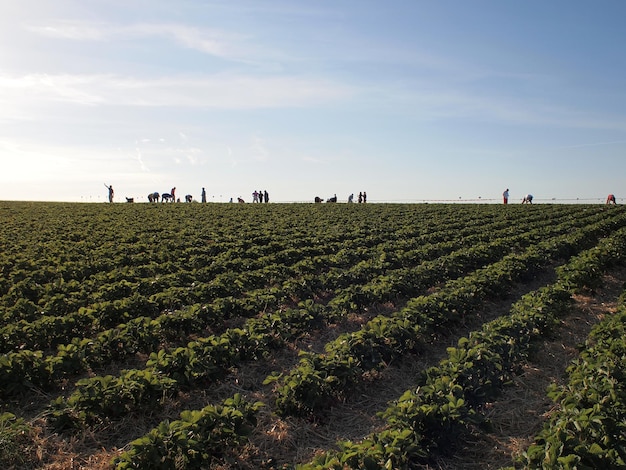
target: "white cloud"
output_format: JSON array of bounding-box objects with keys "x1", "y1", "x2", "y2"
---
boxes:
[
  {"x1": 2, "y1": 70, "x2": 625, "y2": 137},
  {"x1": 0, "y1": 72, "x2": 352, "y2": 112},
  {"x1": 129, "y1": 23, "x2": 234, "y2": 57},
  {"x1": 0, "y1": 74, "x2": 104, "y2": 107},
  {"x1": 26, "y1": 20, "x2": 260, "y2": 62},
  {"x1": 26, "y1": 22, "x2": 109, "y2": 41},
  {"x1": 135, "y1": 147, "x2": 149, "y2": 172}
]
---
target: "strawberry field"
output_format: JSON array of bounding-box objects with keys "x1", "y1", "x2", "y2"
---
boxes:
[{"x1": 1, "y1": 201, "x2": 626, "y2": 469}]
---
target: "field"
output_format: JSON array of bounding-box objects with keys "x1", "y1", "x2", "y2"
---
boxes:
[{"x1": 1, "y1": 201, "x2": 626, "y2": 469}]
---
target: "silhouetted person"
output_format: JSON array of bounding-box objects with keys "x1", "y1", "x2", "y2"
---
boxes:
[
  {"x1": 105, "y1": 184, "x2": 114, "y2": 203},
  {"x1": 201, "y1": 187, "x2": 206, "y2": 203},
  {"x1": 264, "y1": 190, "x2": 269, "y2": 203}
]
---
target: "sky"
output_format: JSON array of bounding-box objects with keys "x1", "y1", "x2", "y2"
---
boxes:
[{"x1": 2, "y1": 1, "x2": 626, "y2": 203}]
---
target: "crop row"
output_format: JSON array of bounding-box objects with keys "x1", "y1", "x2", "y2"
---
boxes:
[
  {"x1": 41, "y1": 210, "x2": 626, "y2": 426},
  {"x1": 2, "y1": 203, "x2": 530, "y2": 310},
  {"x1": 268, "y1": 212, "x2": 626, "y2": 417},
  {"x1": 111, "y1": 393, "x2": 263, "y2": 469},
  {"x1": 0, "y1": 206, "x2": 598, "y2": 398},
  {"x1": 521, "y1": 294, "x2": 626, "y2": 468},
  {"x1": 298, "y1": 225, "x2": 626, "y2": 469},
  {"x1": 110, "y1": 221, "x2": 626, "y2": 469},
  {"x1": 0, "y1": 205, "x2": 573, "y2": 354},
  {"x1": 0, "y1": 203, "x2": 624, "y2": 469},
  {"x1": 1, "y1": 204, "x2": 592, "y2": 322}
]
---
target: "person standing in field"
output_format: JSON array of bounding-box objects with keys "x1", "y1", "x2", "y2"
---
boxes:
[
  {"x1": 264, "y1": 190, "x2": 269, "y2": 203},
  {"x1": 170, "y1": 187, "x2": 176, "y2": 202},
  {"x1": 258, "y1": 190, "x2": 264, "y2": 203},
  {"x1": 105, "y1": 184, "x2": 114, "y2": 203},
  {"x1": 363, "y1": 191, "x2": 367, "y2": 203},
  {"x1": 201, "y1": 187, "x2": 206, "y2": 203},
  {"x1": 503, "y1": 188, "x2": 509, "y2": 204},
  {"x1": 522, "y1": 194, "x2": 533, "y2": 204},
  {"x1": 607, "y1": 194, "x2": 617, "y2": 204},
  {"x1": 252, "y1": 190, "x2": 259, "y2": 203}
]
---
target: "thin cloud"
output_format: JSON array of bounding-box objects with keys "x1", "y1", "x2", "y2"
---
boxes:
[
  {"x1": 0, "y1": 73, "x2": 352, "y2": 110},
  {"x1": 250, "y1": 135, "x2": 269, "y2": 162},
  {"x1": 130, "y1": 23, "x2": 236, "y2": 58},
  {"x1": 302, "y1": 156, "x2": 325, "y2": 164},
  {"x1": 26, "y1": 22, "x2": 109, "y2": 41},
  {"x1": 0, "y1": 74, "x2": 104, "y2": 105},
  {"x1": 135, "y1": 146, "x2": 149, "y2": 172},
  {"x1": 376, "y1": 83, "x2": 626, "y2": 132},
  {"x1": 2, "y1": 71, "x2": 626, "y2": 135},
  {"x1": 26, "y1": 21, "x2": 259, "y2": 62},
  {"x1": 183, "y1": 147, "x2": 204, "y2": 166},
  {"x1": 557, "y1": 140, "x2": 626, "y2": 149}
]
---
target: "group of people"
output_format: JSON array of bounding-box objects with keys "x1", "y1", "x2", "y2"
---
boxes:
[
  {"x1": 104, "y1": 182, "x2": 367, "y2": 205},
  {"x1": 504, "y1": 189, "x2": 617, "y2": 205},
  {"x1": 107, "y1": 184, "x2": 617, "y2": 205},
  {"x1": 503, "y1": 188, "x2": 533, "y2": 204},
  {"x1": 106, "y1": 184, "x2": 267, "y2": 204},
  {"x1": 346, "y1": 192, "x2": 367, "y2": 203},
  {"x1": 502, "y1": 189, "x2": 533, "y2": 204},
  {"x1": 251, "y1": 190, "x2": 270, "y2": 203},
  {"x1": 147, "y1": 187, "x2": 177, "y2": 203},
  {"x1": 315, "y1": 191, "x2": 368, "y2": 204}
]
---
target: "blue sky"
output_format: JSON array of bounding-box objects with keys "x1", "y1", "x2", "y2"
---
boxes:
[{"x1": 1, "y1": 1, "x2": 626, "y2": 203}]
